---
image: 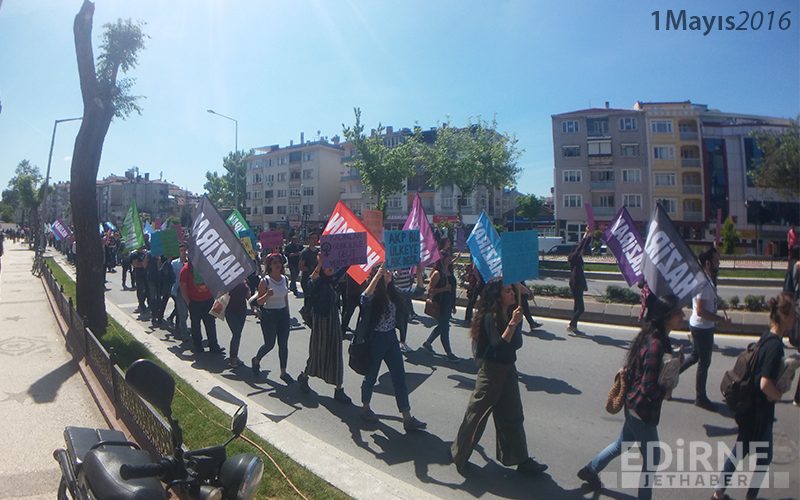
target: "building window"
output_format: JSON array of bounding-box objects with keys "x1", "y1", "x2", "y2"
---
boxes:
[
  {"x1": 288, "y1": 205, "x2": 300, "y2": 215},
  {"x1": 651, "y1": 120, "x2": 673, "y2": 134},
  {"x1": 656, "y1": 198, "x2": 677, "y2": 213},
  {"x1": 619, "y1": 117, "x2": 638, "y2": 131},
  {"x1": 253, "y1": 206, "x2": 259, "y2": 215},
  {"x1": 303, "y1": 186, "x2": 314, "y2": 196},
  {"x1": 620, "y1": 143, "x2": 640, "y2": 157},
  {"x1": 388, "y1": 197, "x2": 402, "y2": 209},
  {"x1": 597, "y1": 195, "x2": 615, "y2": 208},
  {"x1": 246, "y1": 192, "x2": 251, "y2": 200},
  {"x1": 252, "y1": 191, "x2": 261, "y2": 199},
  {"x1": 587, "y1": 140, "x2": 612, "y2": 156},
  {"x1": 590, "y1": 170, "x2": 615, "y2": 182},
  {"x1": 245, "y1": 207, "x2": 251, "y2": 215},
  {"x1": 561, "y1": 120, "x2": 580, "y2": 133},
  {"x1": 654, "y1": 173, "x2": 676, "y2": 186},
  {"x1": 264, "y1": 190, "x2": 273, "y2": 198},
  {"x1": 622, "y1": 169, "x2": 641, "y2": 183},
  {"x1": 289, "y1": 188, "x2": 301, "y2": 197},
  {"x1": 303, "y1": 152, "x2": 313, "y2": 161},
  {"x1": 653, "y1": 146, "x2": 675, "y2": 160},
  {"x1": 562, "y1": 145, "x2": 581, "y2": 157},
  {"x1": 623, "y1": 194, "x2": 642, "y2": 208},
  {"x1": 290, "y1": 171, "x2": 301, "y2": 180},
  {"x1": 278, "y1": 156, "x2": 288, "y2": 165},
  {"x1": 277, "y1": 189, "x2": 287, "y2": 198},
  {"x1": 254, "y1": 173, "x2": 262, "y2": 183},
  {"x1": 302, "y1": 204, "x2": 314, "y2": 215},
  {"x1": 563, "y1": 194, "x2": 583, "y2": 208},
  {"x1": 586, "y1": 118, "x2": 609, "y2": 137},
  {"x1": 264, "y1": 206, "x2": 274, "y2": 214},
  {"x1": 266, "y1": 174, "x2": 274, "y2": 183},
  {"x1": 303, "y1": 169, "x2": 313, "y2": 180},
  {"x1": 277, "y1": 172, "x2": 287, "y2": 182},
  {"x1": 350, "y1": 201, "x2": 362, "y2": 213},
  {"x1": 442, "y1": 196, "x2": 453, "y2": 209},
  {"x1": 267, "y1": 158, "x2": 272, "y2": 167},
  {"x1": 277, "y1": 205, "x2": 287, "y2": 215},
  {"x1": 563, "y1": 170, "x2": 582, "y2": 183}
]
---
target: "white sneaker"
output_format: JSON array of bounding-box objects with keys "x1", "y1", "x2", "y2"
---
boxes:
[{"x1": 399, "y1": 342, "x2": 410, "y2": 352}]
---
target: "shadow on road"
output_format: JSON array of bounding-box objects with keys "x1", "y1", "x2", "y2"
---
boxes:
[
  {"x1": 402, "y1": 349, "x2": 479, "y2": 375},
  {"x1": 524, "y1": 328, "x2": 567, "y2": 342},
  {"x1": 517, "y1": 371, "x2": 582, "y2": 395}
]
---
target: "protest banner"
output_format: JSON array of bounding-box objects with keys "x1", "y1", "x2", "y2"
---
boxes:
[
  {"x1": 362, "y1": 209, "x2": 384, "y2": 242},
  {"x1": 238, "y1": 230, "x2": 257, "y2": 260},
  {"x1": 402, "y1": 193, "x2": 441, "y2": 266},
  {"x1": 501, "y1": 230, "x2": 539, "y2": 284},
  {"x1": 319, "y1": 232, "x2": 368, "y2": 269},
  {"x1": 467, "y1": 211, "x2": 502, "y2": 282},
  {"x1": 642, "y1": 203, "x2": 707, "y2": 306},
  {"x1": 323, "y1": 201, "x2": 385, "y2": 284},
  {"x1": 150, "y1": 228, "x2": 180, "y2": 259},
  {"x1": 226, "y1": 209, "x2": 250, "y2": 234},
  {"x1": 259, "y1": 230, "x2": 284, "y2": 251},
  {"x1": 188, "y1": 196, "x2": 258, "y2": 297},
  {"x1": 384, "y1": 229, "x2": 421, "y2": 270},
  {"x1": 121, "y1": 199, "x2": 145, "y2": 250},
  {"x1": 52, "y1": 219, "x2": 73, "y2": 242},
  {"x1": 454, "y1": 226, "x2": 467, "y2": 252},
  {"x1": 602, "y1": 206, "x2": 645, "y2": 286}
]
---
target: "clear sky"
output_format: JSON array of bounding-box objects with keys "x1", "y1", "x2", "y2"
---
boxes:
[{"x1": 1, "y1": 0, "x2": 798, "y2": 198}]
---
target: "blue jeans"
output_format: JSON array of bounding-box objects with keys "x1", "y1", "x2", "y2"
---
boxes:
[
  {"x1": 425, "y1": 296, "x2": 453, "y2": 354},
  {"x1": 256, "y1": 307, "x2": 290, "y2": 371},
  {"x1": 361, "y1": 330, "x2": 410, "y2": 412},
  {"x1": 587, "y1": 408, "x2": 660, "y2": 500},
  {"x1": 171, "y1": 292, "x2": 188, "y2": 337},
  {"x1": 717, "y1": 413, "x2": 774, "y2": 498},
  {"x1": 680, "y1": 326, "x2": 714, "y2": 400}
]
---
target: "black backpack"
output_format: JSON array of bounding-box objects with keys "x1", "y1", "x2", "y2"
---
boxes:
[{"x1": 720, "y1": 335, "x2": 778, "y2": 413}]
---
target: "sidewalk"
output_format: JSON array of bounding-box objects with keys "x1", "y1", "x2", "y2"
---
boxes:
[{"x1": 0, "y1": 242, "x2": 106, "y2": 500}]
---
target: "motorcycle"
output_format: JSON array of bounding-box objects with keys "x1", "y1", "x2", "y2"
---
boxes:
[{"x1": 54, "y1": 359, "x2": 264, "y2": 499}]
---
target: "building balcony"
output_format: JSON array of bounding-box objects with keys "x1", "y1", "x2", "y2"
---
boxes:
[
  {"x1": 288, "y1": 196, "x2": 302, "y2": 204},
  {"x1": 682, "y1": 185, "x2": 702, "y2": 194},
  {"x1": 289, "y1": 179, "x2": 301, "y2": 188},
  {"x1": 679, "y1": 131, "x2": 699, "y2": 141},
  {"x1": 593, "y1": 206, "x2": 615, "y2": 216},
  {"x1": 588, "y1": 155, "x2": 614, "y2": 166},
  {"x1": 590, "y1": 181, "x2": 615, "y2": 190},
  {"x1": 340, "y1": 191, "x2": 362, "y2": 200},
  {"x1": 681, "y1": 158, "x2": 701, "y2": 167},
  {"x1": 683, "y1": 211, "x2": 704, "y2": 221},
  {"x1": 340, "y1": 174, "x2": 361, "y2": 182}
]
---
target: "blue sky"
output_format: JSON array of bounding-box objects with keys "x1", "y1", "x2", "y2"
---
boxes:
[{"x1": 1, "y1": 0, "x2": 798, "y2": 198}]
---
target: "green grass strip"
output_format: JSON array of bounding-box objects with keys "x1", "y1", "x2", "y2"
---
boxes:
[
  {"x1": 45, "y1": 259, "x2": 350, "y2": 500},
  {"x1": 539, "y1": 260, "x2": 785, "y2": 278}
]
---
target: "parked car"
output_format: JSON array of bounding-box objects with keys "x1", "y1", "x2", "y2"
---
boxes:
[{"x1": 546, "y1": 244, "x2": 575, "y2": 255}]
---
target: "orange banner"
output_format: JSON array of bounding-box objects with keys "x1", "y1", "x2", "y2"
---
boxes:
[{"x1": 323, "y1": 201, "x2": 385, "y2": 284}]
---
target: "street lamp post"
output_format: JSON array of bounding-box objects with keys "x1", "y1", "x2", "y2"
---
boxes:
[
  {"x1": 206, "y1": 109, "x2": 239, "y2": 210},
  {"x1": 41, "y1": 117, "x2": 82, "y2": 246}
]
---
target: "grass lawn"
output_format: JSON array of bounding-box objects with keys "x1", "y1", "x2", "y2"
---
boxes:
[
  {"x1": 45, "y1": 258, "x2": 349, "y2": 500},
  {"x1": 538, "y1": 260, "x2": 785, "y2": 279}
]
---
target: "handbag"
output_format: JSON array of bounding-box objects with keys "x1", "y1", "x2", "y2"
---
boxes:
[
  {"x1": 605, "y1": 368, "x2": 628, "y2": 414},
  {"x1": 209, "y1": 293, "x2": 230, "y2": 321},
  {"x1": 424, "y1": 293, "x2": 440, "y2": 318},
  {"x1": 348, "y1": 338, "x2": 370, "y2": 376}
]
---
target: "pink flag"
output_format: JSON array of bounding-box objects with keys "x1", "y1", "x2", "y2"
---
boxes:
[{"x1": 403, "y1": 193, "x2": 441, "y2": 266}]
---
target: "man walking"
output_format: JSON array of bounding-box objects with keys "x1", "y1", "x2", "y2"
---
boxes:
[
  {"x1": 179, "y1": 260, "x2": 223, "y2": 355},
  {"x1": 285, "y1": 235, "x2": 303, "y2": 296},
  {"x1": 299, "y1": 232, "x2": 319, "y2": 324},
  {"x1": 567, "y1": 227, "x2": 591, "y2": 334}
]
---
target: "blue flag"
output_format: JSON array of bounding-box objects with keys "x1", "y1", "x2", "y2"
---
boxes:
[{"x1": 467, "y1": 211, "x2": 502, "y2": 282}]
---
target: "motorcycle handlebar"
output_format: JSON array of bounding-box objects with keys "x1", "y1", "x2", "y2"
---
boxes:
[{"x1": 120, "y1": 460, "x2": 169, "y2": 480}]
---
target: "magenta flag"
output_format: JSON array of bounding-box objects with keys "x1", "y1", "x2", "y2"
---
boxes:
[
  {"x1": 403, "y1": 193, "x2": 441, "y2": 266},
  {"x1": 602, "y1": 206, "x2": 644, "y2": 286}
]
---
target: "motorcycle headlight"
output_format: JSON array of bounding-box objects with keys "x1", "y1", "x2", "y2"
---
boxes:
[{"x1": 219, "y1": 453, "x2": 264, "y2": 500}]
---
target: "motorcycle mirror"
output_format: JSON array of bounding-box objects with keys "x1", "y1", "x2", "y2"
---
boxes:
[
  {"x1": 125, "y1": 359, "x2": 175, "y2": 418},
  {"x1": 231, "y1": 405, "x2": 248, "y2": 437}
]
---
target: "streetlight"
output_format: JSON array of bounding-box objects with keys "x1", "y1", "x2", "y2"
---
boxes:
[
  {"x1": 41, "y1": 117, "x2": 82, "y2": 246},
  {"x1": 206, "y1": 109, "x2": 239, "y2": 210}
]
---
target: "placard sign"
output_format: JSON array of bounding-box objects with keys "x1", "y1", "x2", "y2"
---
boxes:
[
  {"x1": 501, "y1": 230, "x2": 539, "y2": 285},
  {"x1": 362, "y1": 209, "x2": 384, "y2": 242},
  {"x1": 319, "y1": 232, "x2": 368, "y2": 269},
  {"x1": 150, "y1": 228, "x2": 180, "y2": 259},
  {"x1": 384, "y1": 230, "x2": 421, "y2": 270},
  {"x1": 259, "y1": 231, "x2": 284, "y2": 251}
]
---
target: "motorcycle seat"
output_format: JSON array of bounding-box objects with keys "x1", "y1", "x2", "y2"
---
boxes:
[
  {"x1": 83, "y1": 447, "x2": 167, "y2": 500},
  {"x1": 64, "y1": 426, "x2": 128, "y2": 467}
]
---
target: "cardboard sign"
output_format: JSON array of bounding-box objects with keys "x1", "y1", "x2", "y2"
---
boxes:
[
  {"x1": 323, "y1": 201, "x2": 384, "y2": 284},
  {"x1": 259, "y1": 230, "x2": 284, "y2": 251},
  {"x1": 150, "y1": 228, "x2": 180, "y2": 259},
  {"x1": 319, "y1": 232, "x2": 368, "y2": 270},
  {"x1": 362, "y1": 209, "x2": 384, "y2": 242},
  {"x1": 384, "y1": 230, "x2": 421, "y2": 270},
  {"x1": 239, "y1": 235, "x2": 257, "y2": 260},
  {"x1": 501, "y1": 230, "x2": 539, "y2": 285}
]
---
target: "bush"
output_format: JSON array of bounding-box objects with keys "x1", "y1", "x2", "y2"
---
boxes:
[
  {"x1": 603, "y1": 285, "x2": 640, "y2": 304},
  {"x1": 729, "y1": 295, "x2": 739, "y2": 309},
  {"x1": 744, "y1": 295, "x2": 766, "y2": 311},
  {"x1": 529, "y1": 284, "x2": 573, "y2": 298},
  {"x1": 718, "y1": 298, "x2": 729, "y2": 310}
]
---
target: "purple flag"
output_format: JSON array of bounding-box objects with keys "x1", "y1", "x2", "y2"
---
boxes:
[
  {"x1": 403, "y1": 193, "x2": 441, "y2": 266},
  {"x1": 602, "y1": 207, "x2": 644, "y2": 286},
  {"x1": 52, "y1": 219, "x2": 73, "y2": 242}
]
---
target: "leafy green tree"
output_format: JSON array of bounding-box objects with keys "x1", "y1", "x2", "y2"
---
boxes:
[
  {"x1": 425, "y1": 117, "x2": 521, "y2": 220},
  {"x1": 70, "y1": 0, "x2": 147, "y2": 335},
  {"x1": 749, "y1": 118, "x2": 799, "y2": 198},
  {"x1": 515, "y1": 193, "x2": 546, "y2": 220},
  {"x1": 4, "y1": 160, "x2": 48, "y2": 234},
  {"x1": 204, "y1": 149, "x2": 251, "y2": 213},
  {"x1": 720, "y1": 216, "x2": 739, "y2": 254},
  {"x1": 341, "y1": 108, "x2": 418, "y2": 213}
]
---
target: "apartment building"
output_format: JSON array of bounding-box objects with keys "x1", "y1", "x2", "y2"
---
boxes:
[
  {"x1": 244, "y1": 136, "x2": 345, "y2": 231},
  {"x1": 552, "y1": 104, "x2": 650, "y2": 242}
]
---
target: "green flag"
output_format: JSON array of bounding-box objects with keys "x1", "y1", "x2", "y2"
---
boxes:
[
  {"x1": 121, "y1": 199, "x2": 145, "y2": 250},
  {"x1": 225, "y1": 209, "x2": 250, "y2": 234}
]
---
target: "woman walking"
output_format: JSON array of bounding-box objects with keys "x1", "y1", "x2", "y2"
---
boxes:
[
  {"x1": 450, "y1": 279, "x2": 548, "y2": 476},
  {"x1": 577, "y1": 293, "x2": 684, "y2": 500},
  {"x1": 225, "y1": 278, "x2": 250, "y2": 368},
  {"x1": 251, "y1": 253, "x2": 294, "y2": 384},
  {"x1": 297, "y1": 254, "x2": 351, "y2": 404},
  {"x1": 422, "y1": 247, "x2": 458, "y2": 361},
  {"x1": 359, "y1": 264, "x2": 426, "y2": 431},
  {"x1": 711, "y1": 292, "x2": 795, "y2": 500}
]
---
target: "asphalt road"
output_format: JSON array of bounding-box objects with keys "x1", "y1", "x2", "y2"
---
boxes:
[{"x1": 103, "y1": 271, "x2": 798, "y2": 500}]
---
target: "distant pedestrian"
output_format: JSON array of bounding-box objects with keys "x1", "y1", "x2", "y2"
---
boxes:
[
  {"x1": 251, "y1": 253, "x2": 293, "y2": 383},
  {"x1": 225, "y1": 279, "x2": 250, "y2": 368},
  {"x1": 299, "y1": 233, "x2": 319, "y2": 324},
  {"x1": 679, "y1": 247, "x2": 728, "y2": 411},
  {"x1": 711, "y1": 293, "x2": 795, "y2": 500},
  {"x1": 359, "y1": 264, "x2": 427, "y2": 431},
  {"x1": 464, "y1": 259, "x2": 483, "y2": 324},
  {"x1": 285, "y1": 235, "x2": 303, "y2": 295},
  {"x1": 577, "y1": 294, "x2": 684, "y2": 499},
  {"x1": 179, "y1": 260, "x2": 223, "y2": 354},
  {"x1": 450, "y1": 279, "x2": 548, "y2": 476},
  {"x1": 297, "y1": 254, "x2": 351, "y2": 403},
  {"x1": 131, "y1": 247, "x2": 149, "y2": 313},
  {"x1": 518, "y1": 282, "x2": 542, "y2": 330},
  {"x1": 169, "y1": 245, "x2": 189, "y2": 338},
  {"x1": 567, "y1": 226, "x2": 592, "y2": 334},
  {"x1": 422, "y1": 244, "x2": 458, "y2": 362},
  {"x1": 0, "y1": 232, "x2": 4, "y2": 273}
]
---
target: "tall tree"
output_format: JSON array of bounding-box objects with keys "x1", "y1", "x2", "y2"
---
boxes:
[
  {"x1": 5, "y1": 160, "x2": 47, "y2": 232},
  {"x1": 749, "y1": 118, "x2": 799, "y2": 198},
  {"x1": 425, "y1": 117, "x2": 521, "y2": 220},
  {"x1": 719, "y1": 216, "x2": 739, "y2": 255},
  {"x1": 342, "y1": 108, "x2": 417, "y2": 213},
  {"x1": 515, "y1": 193, "x2": 546, "y2": 220},
  {"x1": 203, "y1": 149, "x2": 251, "y2": 213},
  {"x1": 71, "y1": 0, "x2": 146, "y2": 335}
]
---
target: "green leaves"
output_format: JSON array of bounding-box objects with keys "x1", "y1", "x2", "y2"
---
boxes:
[
  {"x1": 96, "y1": 18, "x2": 148, "y2": 120},
  {"x1": 204, "y1": 149, "x2": 251, "y2": 212},
  {"x1": 749, "y1": 118, "x2": 799, "y2": 198}
]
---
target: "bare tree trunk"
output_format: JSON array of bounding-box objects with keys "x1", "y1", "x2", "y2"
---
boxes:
[{"x1": 70, "y1": 0, "x2": 112, "y2": 335}]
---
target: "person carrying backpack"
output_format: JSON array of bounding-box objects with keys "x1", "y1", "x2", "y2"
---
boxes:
[
  {"x1": 785, "y1": 245, "x2": 800, "y2": 406},
  {"x1": 712, "y1": 292, "x2": 795, "y2": 500}
]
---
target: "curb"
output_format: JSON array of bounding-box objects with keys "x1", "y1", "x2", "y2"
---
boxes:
[{"x1": 538, "y1": 269, "x2": 783, "y2": 288}]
